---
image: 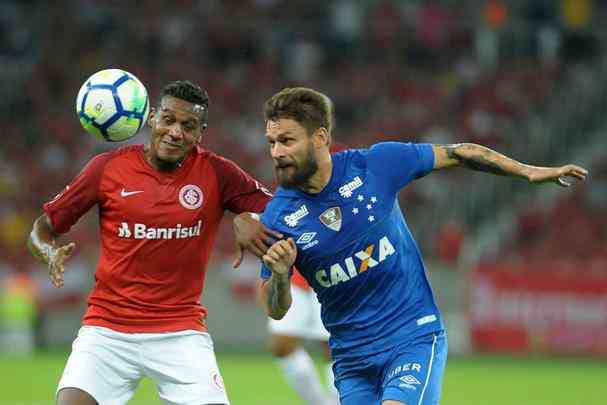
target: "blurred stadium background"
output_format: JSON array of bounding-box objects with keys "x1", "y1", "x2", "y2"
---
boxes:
[{"x1": 0, "y1": 0, "x2": 605, "y2": 404}]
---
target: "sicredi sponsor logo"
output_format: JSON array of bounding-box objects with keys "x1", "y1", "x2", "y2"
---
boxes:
[
  {"x1": 117, "y1": 220, "x2": 202, "y2": 240},
  {"x1": 284, "y1": 205, "x2": 309, "y2": 227},
  {"x1": 338, "y1": 176, "x2": 363, "y2": 198}
]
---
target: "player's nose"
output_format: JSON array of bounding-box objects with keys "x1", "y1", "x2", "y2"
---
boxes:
[
  {"x1": 271, "y1": 143, "x2": 286, "y2": 159},
  {"x1": 167, "y1": 125, "x2": 184, "y2": 139}
]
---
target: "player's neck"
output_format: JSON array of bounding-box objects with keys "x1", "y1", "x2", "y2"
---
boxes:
[
  {"x1": 144, "y1": 147, "x2": 185, "y2": 172},
  {"x1": 299, "y1": 155, "x2": 332, "y2": 194}
]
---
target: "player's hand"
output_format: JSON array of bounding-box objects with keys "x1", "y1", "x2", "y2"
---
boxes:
[
  {"x1": 527, "y1": 164, "x2": 588, "y2": 187},
  {"x1": 48, "y1": 242, "x2": 75, "y2": 288},
  {"x1": 232, "y1": 212, "x2": 283, "y2": 268},
  {"x1": 262, "y1": 238, "x2": 297, "y2": 276}
]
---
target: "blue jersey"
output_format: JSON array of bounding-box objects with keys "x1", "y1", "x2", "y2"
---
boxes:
[{"x1": 260, "y1": 142, "x2": 444, "y2": 359}]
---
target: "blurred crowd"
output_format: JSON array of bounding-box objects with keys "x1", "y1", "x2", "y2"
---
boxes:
[
  {"x1": 0, "y1": 0, "x2": 605, "y2": 293},
  {"x1": 507, "y1": 161, "x2": 607, "y2": 272}
]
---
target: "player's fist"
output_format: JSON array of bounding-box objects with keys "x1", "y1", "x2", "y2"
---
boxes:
[
  {"x1": 262, "y1": 238, "x2": 297, "y2": 276},
  {"x1": 48, "y1": 242, "x2": 76, "y2": 288},
  {"x1": 527, "y1": 164, "x2": 588, "y2": 187}
]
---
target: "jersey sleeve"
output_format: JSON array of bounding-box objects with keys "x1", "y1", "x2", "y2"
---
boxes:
[
  {"x1": 364, "y1": 142, "x2": 434, "y2": 192},
  {"x1": 43, "y1": 152, "x2": 110, "y2": 234},
  {"x1": 210, "y1": 156, "x2": 272, "y2": 214},
  {"x1": 260, "y1": 263, "x2": 294, "y2": 280},
  {"x1": 260, "y1": 262, "x2": 273, "y2": 280},
  {"x1": 258, "y1": 200, "x2": 293, "y2": 280},
  {"x1": 259, "y1": 208, "x2": 275, "y2": 280}
]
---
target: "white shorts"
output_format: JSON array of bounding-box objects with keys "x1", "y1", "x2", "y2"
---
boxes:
[
  {"x1": 268, "y1": 285, "x2": 330, "y2": 341},
  {"x1": 57, "y1": 326, "x2": 229, "y2": 405}
]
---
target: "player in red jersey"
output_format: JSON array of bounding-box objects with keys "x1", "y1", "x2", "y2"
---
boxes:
[{"x1": 28, "y1": 80, "x2": 279, "y2": 405}]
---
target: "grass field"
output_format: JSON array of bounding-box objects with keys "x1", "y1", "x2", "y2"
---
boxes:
[{"x1": 1, "y1": 351, "x2": 604, "y2": 404}]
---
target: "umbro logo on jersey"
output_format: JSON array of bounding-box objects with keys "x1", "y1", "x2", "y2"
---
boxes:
[
  {"x1": 117, "y1": 220, "x2": 202, "y2": 240},
  {"x1": 297, "y1": 232, "x2": 318, "y2": 251},
  {"x1": 120, "y1": 188, "x2": 144, "y2": 197},
  {"x1": 319, "y1": 207, "x2": 342, "y2": 232},
  {"x1": 315, "y1": 236, "x2": 395, "y2": 288},
  {"x1": 284, "y1": 205, "x2": 309, "y2": 227},
  {"x1": 338, "y1": 176, "x2": 363, "y2": 198},
  {"x1": 296, "y1": 232, "x2": 317, "y2": 244}
]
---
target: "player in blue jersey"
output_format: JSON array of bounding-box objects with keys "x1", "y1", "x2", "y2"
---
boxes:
[{"x1": 239, "y1": 87, "x2": 587, "y2": 405}]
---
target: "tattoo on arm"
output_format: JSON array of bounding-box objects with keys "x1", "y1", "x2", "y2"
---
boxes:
[
  {"x1": 445, "y1": 144, "x2": 512, "y2": 176},
  {"x1": 459, "y1": 152, "x2": 510, "y2": 175},
  {"x1": 266, "y1": 274, "x2": 290, "y2": 315},
  {"x1": 443, "y1": 144, "x2": 460, "y2": 161}
]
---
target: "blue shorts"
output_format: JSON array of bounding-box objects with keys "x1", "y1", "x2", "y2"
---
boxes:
[{"x1": 334, "y1": 331, "x2": 447, "y2": 405}]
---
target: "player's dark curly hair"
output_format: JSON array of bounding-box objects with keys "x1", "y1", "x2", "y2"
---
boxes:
[
  {"x1": 160, "y1": 80, "x2": 209, "y2": 127},
  {"x1": 264, "y1": 87, "x2": 334, "y2": 138}
]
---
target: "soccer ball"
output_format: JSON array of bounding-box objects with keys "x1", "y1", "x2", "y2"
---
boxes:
[{"x1": 76, "y1": 69, "x2": 150, "y2": 142}]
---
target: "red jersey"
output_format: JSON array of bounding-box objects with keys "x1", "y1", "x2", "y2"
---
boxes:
[
  {"x1": 291, "y1": 268, "x2": 310, "y2": 290},
  {"x1": 44, "y1": 145, "x2": 270, "y2": 333}
]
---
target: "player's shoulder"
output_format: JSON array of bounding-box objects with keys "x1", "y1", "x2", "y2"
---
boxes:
[
  {"x1": 260, "y1": 188, "x2": 301, "y2": 228},
  {"x1": 194, "y1": 146, "x2": 245, "y2": 173},
  {"x1": 332, "y1": 146, "x2": 368, "y2": 172},
  {"x1": 80, "y1": 144, "x2": 143, "y2": 173},
  {"x1": 99, "y1": 144, "x2": 144, "y2": 162},
  {"x1": 357, "y1": 141, "x2": 430, "y2": 162},
  {"x1": 366, "y1": 141, "x2": 427, "y2": 154}
]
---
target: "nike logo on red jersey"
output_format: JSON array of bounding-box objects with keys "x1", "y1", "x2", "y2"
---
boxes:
[{"x1": 120, "y1": 188, "x2": 144, "y2": 197}]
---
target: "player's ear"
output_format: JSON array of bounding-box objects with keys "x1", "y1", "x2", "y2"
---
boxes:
[
  {"x1": 194, "y1": 127, "x2": 204, "y2": 144},
  {"x1": 313, "y1": 127, "x2": 329, "y2": 149},
  {"x1": 147, "y1": 107, "x2": 157, "y2": 128}
]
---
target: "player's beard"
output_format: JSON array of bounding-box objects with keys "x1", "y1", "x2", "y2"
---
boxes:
[{"x1": 276, "y1": 142, "x2": 318, "y2": 189}]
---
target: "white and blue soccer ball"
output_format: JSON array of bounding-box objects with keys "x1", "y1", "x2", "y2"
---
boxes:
[{"x1": 76, "y1": 68, "x2": 149, "y2": 142}]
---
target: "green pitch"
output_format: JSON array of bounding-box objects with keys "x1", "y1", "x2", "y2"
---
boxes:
[{"x1": 1, "y1": 351, "x2": 604, "y2": 404}]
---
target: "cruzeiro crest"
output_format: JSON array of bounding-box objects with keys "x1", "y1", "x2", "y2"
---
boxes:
[{"x1": 319, "y1": 207, "x2": 342, "y2": 232}]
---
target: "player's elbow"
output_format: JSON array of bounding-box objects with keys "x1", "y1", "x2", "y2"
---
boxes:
[
  {"x1": 264, "y1": 296, "x2": 292, "y2": 320},
  {"x1": 267, "y1": 305, "x2": 290, "y2": 320},
  {"x1": 260, "y1": 279, "x2": 292, "y2": 319},
  {"x1": 268, "y1": 311, "x2": 286, "y2": 320}
]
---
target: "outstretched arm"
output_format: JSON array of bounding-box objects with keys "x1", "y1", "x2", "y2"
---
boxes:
[
  {"x1": 28, "y1": 214, "x2": 75, "y2": 288},
  {"x1": 432, "y1": 144, "x2": 588, "y2": 186},
  {"x1": 259, "y1": 238, "x2": 297, "y2": 320}
]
